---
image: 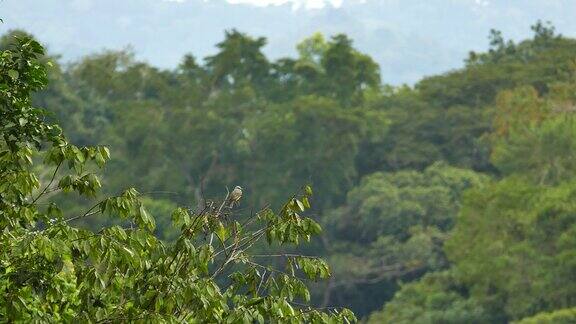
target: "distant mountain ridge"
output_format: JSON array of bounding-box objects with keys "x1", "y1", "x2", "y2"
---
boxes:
[{"x1": 1, "y1": 0, "x2": 575, "y2": 84}]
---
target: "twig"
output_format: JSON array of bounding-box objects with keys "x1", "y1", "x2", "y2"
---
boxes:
[
  {"x1": 65, "y1": 209, "x2": 100, "y2": 223},
  {"x1": 256, "y1": 269, "x2": 267, "y2": 295},
  {"x1": 330, "y1": 264, "x2": 423, "y2": 288},
  {"x1": 65, "y1": 197, "x2": 108, "y2": 223},
  {"x1": 216, "y1": 188, "x2": 230, "y2": 217},
  {"x1": 244, "y1": 260, "x2": 311, "y2": 283},
  {"x1": 251, "y1": 254, "x2": 319, "y2": 259},
  {"x1": 32, "y1": 161, "x2": 62, "y2": 204},
  {"x1": 209, "y1": 188, "x2": 231, "y2": 246},
  {"x1": 213, "y1": 226, "x2": 268, "y2": 258}
]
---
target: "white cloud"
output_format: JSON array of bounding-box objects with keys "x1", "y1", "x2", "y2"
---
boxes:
[
  {"x1": 160, "y1": 0, "x2": 348, "y2": 10},
  {"x1": 225, "y1": 0, "x2": 344, "y2": 10},
  {"x1": 474, "y1": 0, "x2": 490, "y2": 6}
]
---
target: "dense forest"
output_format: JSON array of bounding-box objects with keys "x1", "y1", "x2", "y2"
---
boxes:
[{"x1": 3, "y1": 19, "x2": 576, "y2": 322}]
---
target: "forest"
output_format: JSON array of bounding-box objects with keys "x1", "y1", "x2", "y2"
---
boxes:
[{"x1": 2, "y1": 19, "x2": 576, "y2": 322}]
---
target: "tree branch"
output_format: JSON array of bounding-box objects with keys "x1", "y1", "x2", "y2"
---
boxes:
[{"x1": 32, "y1": 161, "x2": 62, "y2": 204}]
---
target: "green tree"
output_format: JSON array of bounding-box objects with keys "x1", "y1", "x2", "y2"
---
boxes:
[
  {"x1": 244, "y1": 95, "x2": 386, "y2": 210},
  {"x1": 420, "y1": 22, "x2": 575, "y2": 108},
  {"x1": 297, "y1": 32, "x2": 328, "y2": 67},
  {"x1": 321, "y1": 34, "x2": 380, "y2": 106},
  {"x1": 0, "y1": 34, "x2": 355, "y2": 323},
  {"x1": 490, "y1": 83, "x2": 576, "y2": 184},
  {"x1": 368, "y1": 271, "x2": 498, "y2": 324},
  {"x1": 319, "y1": 163, "x2": 487, "y2": 317},
  {"x1": 205, "y1": 29, "x2": 270, "y2": 93},
  {"x1": 516, "y1": 307, "x2": 576, "y2": 324},
  {"x1": 445, "y1": 177, "x2": 576, "y2": 320},
  {"x1": 358, "y1": 85, "x2": 492, "y2": 174}
]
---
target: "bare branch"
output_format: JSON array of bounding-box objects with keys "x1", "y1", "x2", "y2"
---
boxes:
[{"x1": 32, "y1": 161, "x2": 62, "y2": 204}]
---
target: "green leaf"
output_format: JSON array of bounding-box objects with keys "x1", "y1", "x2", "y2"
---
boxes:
[
  {"x1": 215, "y1": 222, "x2": 229, "y2": 241},
  {"x1": 8, "y1": 69, "x2": 19, "y2": 80},
  {"x1": 296, "y1": 199, "x2": 305, "y2": 212},
  {"x1": 99, "y1": 146, "x2": 110, "y2": 160},
  {"x1": 139, "y1": 205, "x2": 155, "y2": 231},
  {"x1": 302, "y1": 197, "x2": 311, "y2": 209}
]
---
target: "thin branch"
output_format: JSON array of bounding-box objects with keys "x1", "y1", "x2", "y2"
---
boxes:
[
  {"x1": 32, "y1": 161, "x2": 62, "y2": 204},
  {"x1": 256, "y1": 269, "x2": 267, "y2": 295},
  {"x1": 216, "y1": 188, "x2": 230, "y2": 217},
  {"x1": 213, "y1": 226, "x2": 268, "y2": 258},
  {"x1": 289, "y1": 300, "x2": 341, "y2": 311},
  {"x1": 65, "y1": 209, "x2": 100, "y2": 223},
  {"x1": 251, "y1": 254, "x2": 320, "y2": 259},
  {"x1": 64, "y1": 196, "x2": 109, "y2": 223},
  {"x1": 140, "y1": 190, "x2": 184, "y2": 197},
  {"x1": 238, "y1": 206, "x2": 266, "y2": 231},
  {"x1": 209, "y1": 188, "x2": 231, "y2": 246},
  {"x1": 330, "y1": 264, "x2": 424, "y2": 288},
  {"x1": 244, "y1": 260, "x2": 311, "y2": 283}
]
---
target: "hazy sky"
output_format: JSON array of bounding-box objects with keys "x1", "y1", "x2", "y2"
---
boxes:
[{"x1": 2, "y1": 0, "x2": 576, "y2": 84}]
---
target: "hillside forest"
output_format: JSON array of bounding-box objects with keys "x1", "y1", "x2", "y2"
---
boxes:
[{"x1": 3, "y1": 20, "x2": 576, "y2": 322}]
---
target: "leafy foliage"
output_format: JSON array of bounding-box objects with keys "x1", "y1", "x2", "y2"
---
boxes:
[
  {"x1": 516, "y1": 307, "x2": 576, "y2": 324},
  {"x1": 368, "y1": 271, "x2": 498, "y2": 324},
  {"x1": 0, "y1": 35, "x2": 355, "y2": 323},
  {"x1": 445, "y1": 177, "x2": 576, "y2": 321},
  {"x1": 319, "y1": 163, "x2": 487, "y2": 315},
  {"x1": 5, "y1": 19, "x2": 576, "y2": 321}
]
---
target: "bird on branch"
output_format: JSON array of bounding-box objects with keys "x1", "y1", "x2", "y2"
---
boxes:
[{"x1": 229, "y1": 185, "x2": 243, "y2": 208}]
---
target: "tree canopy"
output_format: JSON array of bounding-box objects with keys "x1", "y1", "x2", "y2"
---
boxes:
[
  {"x1": 0, "y1": 34, "x2": 355, "y2": 323},
  {"x1": 4, "y1": 19, "x2": 576, "y2": 322}
]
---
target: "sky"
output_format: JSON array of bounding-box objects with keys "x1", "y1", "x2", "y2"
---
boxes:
[{"x1": 1, "y1": 0, "x2": 576, "y2": 85}]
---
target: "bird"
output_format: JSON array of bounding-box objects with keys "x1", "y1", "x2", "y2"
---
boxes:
[{"x1": 229, "y1": 186, "x2": 243, "y2": 208}]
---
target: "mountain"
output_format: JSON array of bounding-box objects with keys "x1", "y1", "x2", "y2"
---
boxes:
[{"x1": 2, "y1": 0, "x2": 576, "y2": 84}]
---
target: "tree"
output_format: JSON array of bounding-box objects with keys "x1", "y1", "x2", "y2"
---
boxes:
[
  {"x1": 367, "y1": 271, "x2": 498, "y2": 324},
  {"x1": 205, "y1": 29, "x2": 270, "y2": 93},
  {"x1": 490, "y1": 83, "x2": 576, "y2": 184},
  {"x1": 297, "y1": 33, "x2": 328, "y2": 67},
  {"x1": 321, "y1": 34, "x2": 380, "y2": 106},
  {"x1": 244, "y1": 95, "x2": 387, "y2": 210},
  {"x1": 445, "y1": 177, "x2": 576, "y2": 321},
  {"x1": 318, "y1": 163, "x2": 487, "y2": 317},
  {"x1": 0, "y1": 34, "x2": 355, "y2": 323},
  {"x1": 420, "y1": 23, "x2": 576, "y2": 109},
  {"x1": 357, "y1": 84, "x2": 493, "y2": 175},
  {"x1": 516, "y1": 307, "x2": 576, "y2": 324}
]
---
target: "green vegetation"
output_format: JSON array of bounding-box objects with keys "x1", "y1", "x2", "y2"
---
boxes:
[
  {"x1": 3, "y1": 19, "x2": 576, "y2": 322},
  {"x1": 0, "y1": 34, "x2": 354, "y2": 322}
]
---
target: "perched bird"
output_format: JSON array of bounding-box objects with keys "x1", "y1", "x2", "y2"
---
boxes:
[{"x1": 229, "y1": 186, "x2": 243, "y2": 208}]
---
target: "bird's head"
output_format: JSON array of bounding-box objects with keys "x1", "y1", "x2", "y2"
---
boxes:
[{"x1": 234, "y1": 186, "x2": 243, "y2": 191}]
